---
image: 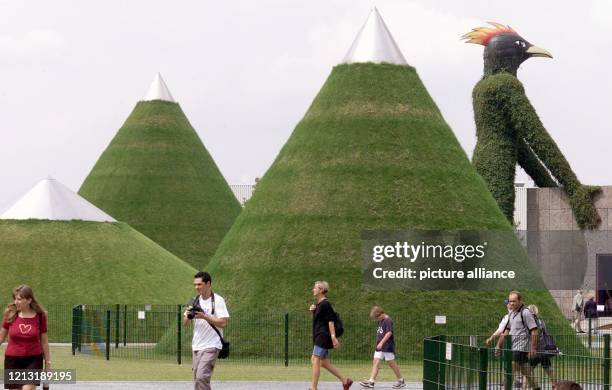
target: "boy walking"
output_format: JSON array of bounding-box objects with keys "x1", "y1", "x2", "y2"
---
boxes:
[{"x1": 360, "y1": 306, "x2": 405, "y2": 389}]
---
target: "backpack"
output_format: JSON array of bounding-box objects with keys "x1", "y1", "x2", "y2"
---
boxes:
[
  {"x1": 333, "y1": 311, "x2": 344, "y2": 338},
  {"x1": 533, "y1": 315, "x2": 559, "y2": 355}
]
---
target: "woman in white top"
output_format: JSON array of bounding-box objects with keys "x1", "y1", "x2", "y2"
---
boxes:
[{"x1": 486, "y1": 302, "x2": 512, "y2": 346}]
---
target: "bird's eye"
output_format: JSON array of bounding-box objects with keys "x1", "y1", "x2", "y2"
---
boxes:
[{"x1": 514, "y1": 40, "x2": 527, "y2": 48}]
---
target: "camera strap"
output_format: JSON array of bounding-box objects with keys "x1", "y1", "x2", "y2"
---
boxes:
[
  {"x1": 192, "y1": 291, "x2": 216, "y2": 315},
  {"x1": 194, "y1": 291, "x2": 223, "y2": 342}
]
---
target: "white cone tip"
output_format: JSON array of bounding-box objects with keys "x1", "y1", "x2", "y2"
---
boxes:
[
  {"x1": 143, "y1": 73, "x2": 176, "y2": 102},
  {"x1": 341, "y1": 8, "x2": 408, "y2": 65},
  {"x1": 1, "y1": 178, "x2": 116, "y2": 222}
]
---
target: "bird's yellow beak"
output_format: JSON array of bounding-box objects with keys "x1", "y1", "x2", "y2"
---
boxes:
[{"x1": 526, "y1": 45, "x2": 553, "y2": 58}]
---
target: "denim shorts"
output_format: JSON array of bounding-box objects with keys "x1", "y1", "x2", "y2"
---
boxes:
[{"x1": 312, "y1": 345, "x2": 329, "y2": 358}]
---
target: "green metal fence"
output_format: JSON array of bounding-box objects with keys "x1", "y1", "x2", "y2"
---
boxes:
[
  {"x1": 423, "y1": 334, "x2": 611, "y2": 389},
  {"x1": 41, "y1": 303, "x2": 608, "y2": 366}
]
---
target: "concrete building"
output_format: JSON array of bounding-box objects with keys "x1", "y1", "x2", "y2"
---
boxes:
[{"x1": 520, "y1": 186, "x2": 612, "y2": 317}]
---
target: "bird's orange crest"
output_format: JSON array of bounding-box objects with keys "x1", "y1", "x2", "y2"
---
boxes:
[{"x1": 461, "y1": 22, "x2": 516, "y2": 46}]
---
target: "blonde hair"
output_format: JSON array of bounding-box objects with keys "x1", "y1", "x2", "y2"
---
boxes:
[
  {"x1": 527, "y1": 304, "x2": 539, "y2": 316},
  {"x1": 3, "y1": 285, "x2": 46, "y2": 324},
  {"x1": 370, "y1": 306, "x2": 384, "y2": 319},
  {"x1": 315, "y1": 281, "x2": 329, "y2": 295}
]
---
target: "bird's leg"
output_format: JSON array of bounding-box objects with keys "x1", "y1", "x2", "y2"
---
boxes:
[
  {"x1": 472, "y1": 129, "x2": 518, "y2": 225},
  {"x1": 517, "y1": 138, "x2": 558, "y2": 188}
]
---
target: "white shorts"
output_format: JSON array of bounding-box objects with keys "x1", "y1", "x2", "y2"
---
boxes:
[{"x1": 374, "y1": 351, "x2": 395, "y2": 361}]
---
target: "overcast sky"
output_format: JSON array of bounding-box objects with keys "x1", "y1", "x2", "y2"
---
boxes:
[{"x1": 1, "y1": 0, "x2": 611, "y2": 211}]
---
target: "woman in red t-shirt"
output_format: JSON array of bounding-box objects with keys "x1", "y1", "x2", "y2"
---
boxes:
[{"x1": 0, "y1": 285, "x2": 51, "y2": 390}]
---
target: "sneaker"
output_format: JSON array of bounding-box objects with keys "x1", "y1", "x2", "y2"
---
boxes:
[
  {"x1": 392, "y1": 379, "x2": 406, "y2": 389},
  {"x1": 343, "y1": 378, "x2": 353, "y2": 389},
  {"x1": 359, "y1": 380, "x2": 374, "y2": 388}
]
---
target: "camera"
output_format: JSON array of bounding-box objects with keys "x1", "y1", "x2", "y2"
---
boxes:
[{"x1": 186, "y1": 297, "x2": 204, "y2": 320}]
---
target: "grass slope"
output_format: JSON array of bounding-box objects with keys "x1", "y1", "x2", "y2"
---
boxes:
[
  {"x1": 206, "y1": 63, "x2": 561, "y2": 322},
  {"x1": 79, "y1": 101, "x2": 241, "y2": 269},
  {"x1": 0, "y1": 220, "x2": 196, "y2": 304}
]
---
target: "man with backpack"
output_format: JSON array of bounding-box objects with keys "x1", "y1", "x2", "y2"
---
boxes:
[
  {"x1": 495, "y1": 291, "x2": 540, "y2": 390},
  {"x1": 359, "y1": 306, "x2": 405, "y2": 389},
  {"x1": 309, "y1": 281, "x2": 353, "y2": 390}
]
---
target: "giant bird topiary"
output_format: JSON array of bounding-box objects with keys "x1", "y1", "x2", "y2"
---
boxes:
[{"x1": 463, "y1": 22, "x2": 600, "y2": 229}]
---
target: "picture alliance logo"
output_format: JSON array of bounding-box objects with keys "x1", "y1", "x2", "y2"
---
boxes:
[{"x1": 371, "y1": 241, "x2": 488, "y2": 263}]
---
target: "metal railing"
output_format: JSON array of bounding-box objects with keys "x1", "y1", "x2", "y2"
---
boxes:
[
  {"x1": 423, "y1": 334, "x2": 611, "y2": 389},
  {"x1": 56, "y1": 304, "x2": 608, "y2": 366}
]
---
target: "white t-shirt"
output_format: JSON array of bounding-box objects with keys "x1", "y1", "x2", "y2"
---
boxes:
[
  {"x1": 192, "y1": 293, "x2": 230, "y2": 351},
  {"x1": 495, "y1": 313, "x2": 510, "y2": 336}
]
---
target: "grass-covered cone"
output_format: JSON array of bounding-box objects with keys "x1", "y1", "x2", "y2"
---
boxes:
[
  {"x1": 79, "y1": 100, "x2": 241, "y2": 269},
  {"x1": 207, "y1": 63, "x2": 560, "y2": 320},
  {"x1": 0, "y1": 220, "x2": 196, "y2": 304}
]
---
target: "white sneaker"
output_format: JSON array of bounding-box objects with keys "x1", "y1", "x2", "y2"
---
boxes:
[
  {"x1": 359, "y1": 380, "x2": 375, "y2": 388},
  {"x1": 392, "y1": 379, "x2": 406, "y2": 389}
]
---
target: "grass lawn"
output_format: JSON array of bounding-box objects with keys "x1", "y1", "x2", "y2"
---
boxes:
[{"x1": 48, "y1": 346, "x2": 422, "y2": 381}]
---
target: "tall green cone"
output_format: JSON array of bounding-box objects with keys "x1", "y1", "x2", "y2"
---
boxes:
[
  {"x1": 206, "y1": 7, "x2": 562, "y2": 326},
  {"x1": 169, "y1": 10, "x2": 567, "y2": 359},
  {"x1": 79, "y1": 74, "x2": 241, "y2": 269}
]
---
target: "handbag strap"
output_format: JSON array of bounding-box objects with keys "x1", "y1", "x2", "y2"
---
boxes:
[
  {"x1": 38, "y1": 313, "x2": 50, "y2": 390},
  {"x1": 210, "y1": 322, "x2": 225, "y2": 343}
]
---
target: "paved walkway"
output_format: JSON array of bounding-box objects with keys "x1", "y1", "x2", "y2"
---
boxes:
[{"x1": 52, "y1": 381, "x2": 423, "y2": 389}]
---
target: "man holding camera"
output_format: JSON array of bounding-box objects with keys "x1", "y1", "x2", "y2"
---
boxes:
[{"x1": 183, "y1": 271, "x2": 230, "y2": 390}]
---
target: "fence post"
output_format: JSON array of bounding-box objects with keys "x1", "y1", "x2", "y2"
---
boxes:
[
  {"x1": 123, "y1": 305, "x2": 127, "y2": 347},
  {"x1": 422, "y1": 336, "x2": 436, "y2": 390},
  {"x1": 177, "y1": 304, "x2": 182, "y2": 365},
  {"x1": 105, "y1": 309, "x2": 111, "y2": 361},
  {"x1": 284, "y1": 313, "x2": 289, "y2": 367},
  {"x1": 71, "y1": 305, "x2": 79, "y2": 356},
  {"x1": 604, "y1": 334, "x2": 610, "y2": 390},
  {"x1": 115, "y1": 304, "x2": 120, "y2": 349},
  {"x1": 77, "y1": 305, "x2": 83, "y2": 352},
  {"x1": 504, "y1": 337, "x2": 512, "y2": 389},
  {"x1": 479, "y1": 347, "x2": 488, "y2": 390},
  {"x1": 438, "y1": 335, "x2": 446, "y2": 389}
]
